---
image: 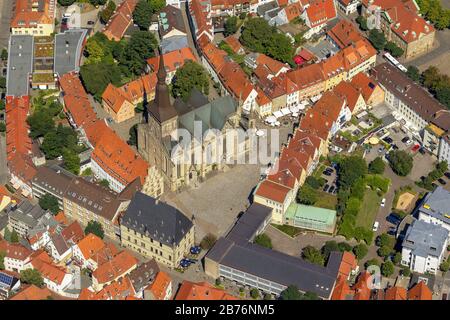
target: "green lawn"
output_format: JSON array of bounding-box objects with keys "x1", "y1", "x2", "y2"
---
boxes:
[
  {"x1": 314, "y1": 191, "x2": 338, "y2": 210},
  {"x1": 356, "y1": 189, "x2": 381, "y2": 229},
  {"x1": 272, "y1": 224, "x2": 303, "y2": 238}
]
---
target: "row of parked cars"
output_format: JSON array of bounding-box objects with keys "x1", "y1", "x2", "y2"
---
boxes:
[{"x1": 322, "y1": 166, "x2": 337, "y2": 194}]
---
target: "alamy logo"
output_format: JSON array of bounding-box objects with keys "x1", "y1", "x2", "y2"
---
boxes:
[{"x1": 170, "y1": 121, "x2": 281, "y2": 174}]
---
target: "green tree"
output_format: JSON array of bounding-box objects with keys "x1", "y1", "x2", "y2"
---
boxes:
[
  {"x1": 57, "y1": 0, "x2": 76, "y2": 6},
  {"x1": 338, "y1": 242, "x2": 353, "y2": 252},
  {"x1": 63, "y1": 148, "x2": 80, "y2": 175},
  {"x1": 369, "y1": 157, "x2": 385, "y2": 174},
  {"x1": 365, "y1": 258, "x2": 381, "y2": 269},
  {"x1": 1, "y1": 48, "x2": 7, "y2": 61},
  {"x1": 120, "y1": 31, "x2": 158, "y2": 76},
  {"x1": 321, "y1": 241, "x2": 339, "y2": 258},
  {"x1": 385, "y1": 41, "x2": 404, "y2": 57},
  {"x1": 301, "y1": 292, "x2": 320, "y2": 300},
  {"x1": 39, "y1": 193, "x2": 60, "y2": 214},
  {"x1": 353, "y1": 243, "x2": 368, "y2": 260},
  {"x1": 240, "y1": 18, "x2": 294, "y2": 64},
  {"x1": 85, "y1": 220, "x2": 105, "y2": 239},
  {"x1": 356, "y1": 16, "x2": 368, "y2": 31},
  {"x1": 99, "y1": 179, "x2": 110, "y2": 188},
  {"x1": 224, "y1": 16, "x2": 238, "y2": 36},
  {"x1": 440, "y1": 260, "x2": 450, "y2": 273},
  {"x1": 80, "y1": 62, "x2": 122, "y2": 98},
  {"x1": 149, "y1": 0, "x2": 166, "y2": 12},
  {"x1": 0, "y1": 100, "x2": 5, "y2": 111},
  {"x1": 297, "y1": 184, "x2": 318, "y2": 205},
  {"x1": 406, "y1": 66, "x2": 421, "y2": 82},
  {"x1": 280, "y1": 285, "x2": 302, "y2": 300},
  {"x1": 401, "y1": 266, "x2": 411, "y2": 277},
  {"x1": 10, "y1": 230, "x2": 19, "y2": 243},
  {"x1": 254, "y1": 233, "x2": 272, "y2": 249},
  {"x1": 20, "y1": 269, "x2": 44, "y2": 287},
  {"x1": 388, "y1": 150, "x2": 413, "y2": 176},
  {"x1": 338, "y1": 155, "x2": 368, "y2": 190},
  {"x1": 89, "y1": 0, "x2": 107, "y2": 5},
  {"x1": 250, "y1": 288, "x2": 260, "y2": 299},
  {"x1": 133, "y1": 0, "x2": 153, "y2": 30},
  {"x1": 302, "y1": 246, "x2": 325, "y2": 266},
  {"x1": 0, "y1": 251, "x2": 5, "y2": 270},
  {"x1": 305, "y1": 176, "x2": 325, "y2": 189},
  {"x1": 100, "y1": 1, "x2": 116, "y2": 24},
  {"x1": 0, "y1": 76, "x2": 6, "y2": 90},
  {"x1": 128, "y1": 124, "x2": 138, "y2": 146},
  {"x1": 381, "y1": 261, "x2": 395, "y2": 277},
  {"x1": 172, "y1": 61, "x2": 209, "y2": 101},
  {"x1": 378, "y1": 245, "x2": 394, "y2": 258},
  {"x1": 0, "y1": 122, "x2": 5, "y2": 133},
  {"x1": 368, "y1": 29, "x2": 387, "y2": 51},
  {"x1": 27, "y1": 111, "x2": 55, "y2": 139},
  {"x1": 392, "y1": 252, "x2": 402, "y2": 265}
]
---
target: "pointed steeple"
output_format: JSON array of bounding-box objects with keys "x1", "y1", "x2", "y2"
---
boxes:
[{"x1": 148, "y1": 50, "x2": 178, "y2": 124}]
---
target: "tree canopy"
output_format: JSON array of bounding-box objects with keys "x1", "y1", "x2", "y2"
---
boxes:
[
  {"x1": 388, "y1": 150, "x2": 413, "y2": 176},
  {"x1": 172, "y1": 61, "x2": 209, "y2": 101},
  {"x1": 416, "y1": 0, "x2": 450, "y2": 30},
  {"x1": 369, "y1": 157, "x2": 385, "y2": 174},
  {"x1": 368, "y1": 29, "x2": 387, "y2": 51},
  {"x1": 100, "y1": 1, "x2": 116, "y2": 24},
  {"x1": 85, "y1": 220, "x2": 105, "y2": 239},
  {"x1": 353, "y1": 243, "x2": 368, "y2": 260},
  {"x1": 381, "y1": 261, "x2": 395, "y2": 277},
  {"x1": 39, "y1": 193, "x2": 60, "y2": 214},
  {"x1": 280, "y1": 285, "x2": 303, "y2": 300},
  {"x1": 240, "y1": 18, "x2": 294, "y2": 65},
  {"x1": 254, "y1": 233, "x2": 272, "y2": 249},
  {"x1": 224, "y1": 16, "x2": 238, "y2": 37},
  {"x1": 302, "y1": 246, "x2": 325, "y2": 266},
  {"x1": 20, "y1": 269, "x2": 44, "y2": 287},
  {"x1": 297, "y1": 184, "x2": 318, "y2": 205},
  {"x1": 133, "y1": 0, "x2": 154, "y2": 30},
  {"x1": 338, "y1": 155, "x2": 368, "y2": 190},
  {"x1": 58, "y1": 0, "x2": 76, "y2": 6}
]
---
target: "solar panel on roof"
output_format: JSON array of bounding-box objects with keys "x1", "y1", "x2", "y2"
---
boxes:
[{"x1": 0, "y1": 273, "x2": 14, "y2": 286}]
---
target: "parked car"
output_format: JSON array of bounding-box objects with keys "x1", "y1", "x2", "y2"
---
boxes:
[
  {"x1": 387, "y1": 227, "x2": 397, "y2": 236},
  {"x1": 445, "y1": 172, "x2": 450, "y2": 179},
  {"x1": 323, "y1": 184, "x2": 330, "y2": 192},
  {"x1": 419, "y1": 147, "x2": 426, "y2": 155},
  {"x1": 87, "y1": 20, "x2": 95, "y2": 25},
  {"x1": 381, "y1": 198, "x2": 386, "y2": 207},
  {"x1": 438, "y1": 178, "x2": 447, "y2": 185},
  {"x1": 391, "y1": 144, "x2": 399, "y2": 150},
  {"x1": 386, "y1": 213, "x2": 402, "y2": 225},
  {"x1": 323, "y1": 170, "x2": 332, "y2": 176},
  {"x1": 329, "y1": 186, "x2": 335, "y2": 193},
  {"x1": 372, "y1": 221, "x2": 379, "y2": 232},
  {"x1": 383, "y1": 137, "x2": 393, "y2": 144}
]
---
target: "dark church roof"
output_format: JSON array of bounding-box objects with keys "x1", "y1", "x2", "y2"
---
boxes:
[{"x1": 148, "y1": 53, "x2": 178, "y2": 123}]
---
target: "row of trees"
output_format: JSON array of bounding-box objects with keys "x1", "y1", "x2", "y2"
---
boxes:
[
  {"x1": 416, "y1": 0, "x2": 450, "y2": 30},
  {"x1": 406, "y1": 65, "x2": 450, "y2": 109},
  {"x1": 416, "y1": 161, "x2": 448, "y2": 190},
  {"x1": 81, "y1": 31, "x2": 158, "y2": 99},
  {"x1": 26, "y1": 98, "x2": 81, "y2": 174},
  {"x1": 302, "y1": 240, "x2": 369, "y2": 267},
  {"x1": 368, "y1": 29, "x2": 404, "y2": 57},
  {"x1": 388, "y1": 150, "x2": 413, "y2": 177},
  {"x1": 239, "y1": 18, "x2": 294, "y2": 65}
]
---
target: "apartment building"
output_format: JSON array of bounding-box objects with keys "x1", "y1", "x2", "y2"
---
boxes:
[
  {"x1": 401, "y1": 220, "x2": 449, "y2": 274},
  {"x1": 416, "y1": 187, "x2": 450, "y2": 235},
  {"x1": 11, "y1": 0, "x2": 56, "y2": 36},
  {"x1": 120, "y1": 192, "x2": 195, "y2": 268}
]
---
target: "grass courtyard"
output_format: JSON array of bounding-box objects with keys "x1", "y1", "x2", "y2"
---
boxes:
[{"x1": 355, "y1": 189, "x2": 381, "y2": 229}]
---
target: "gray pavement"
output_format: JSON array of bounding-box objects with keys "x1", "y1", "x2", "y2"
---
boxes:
[
  {"x1": 7, "y1": 35, "x2": 34, "y2": 97},
  {"x1": 0, "y1": 135, "x2": 7, "y2": 184}
]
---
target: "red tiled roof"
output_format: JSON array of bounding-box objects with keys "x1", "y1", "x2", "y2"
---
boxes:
[
  {"x1": 146, "y1": 271, "x2": 172, "y2": 300},
  {"x1": 385, "y1": 286, "x2": 407, "y2": 300},
  {"x1": 305, "y1": 0, "x2": 337, "y2": 27},
  {"x1": 93, "y1": 251, "x2": 138, "y2": 285},
  {"x1": 61, "y1": 221, "x2": 84, "y2": 244},
  {"x1": 337, "y1": 251, "x2": 357, "y2": 279},
  {"x1": 103, "y1": 0, "x2": 138, "y2": 41},
  {"x1": 79, "y1": 276, "x2": 136, "y2": 300},
  {"x1": 11, "y1": 0, "x2": 55, "y2": 29},
  {"x1": 353, "y1": 271, "x2": 372, "y2": 300},
  {"x1": 8, "y1": 153, "x2": 37, "y2": 185},
  {"x1": 223, "y1": 36, "x2": 244, "y2": 54},
  {"x1": 219, "y1": 61, "x2": 255, "y2": 102},
  {"x1": 91, "y1": 125, "x2": 149, "y2": 186},
  {"x1": 102, "y1": 84, "x2": 130, "y2": 114},
  {"x1": 255, "y1": 179, "x2": 292, "y2": 203},
  {"x1": 147, "y1": 47, "x2": 197, "y2": 75},
  {"x1": 31, "y1": 251, "x2": 67, "y2": 285},
  {"x1": 5, "y1": 96, "x2": 32, "y2": 161},
  {"x1": 0, "y1": 241, "x2": 33, "y2": 261},
  {"x1": 201, "y1": 42, "x2": 228, "y2": 73},
  {"x1": 287, "y1": 63, "x2": 325, "y2": 89},
  {"x1": 76, "y1": 233, "x2": 107, "y2": 260},
  {"x1": 362, "y1": 0, "x2": 434, "y2": 44},
  {"x1": 327, "y1": 20, "x2": 364, "y2": 49},
  {"x1": 350, "y1": 72, "x2": 380, "y2": 102},
  {"x1": 10, "y1": 285, "x2": 52, "y2": 300},
  {"x1": 189, "y1": 0, "x2": 213, "y2": 39},
  {"x1": 175, "y1": 281, "x2": 238, "y2": 300},
  {"x1": 408, "y1": 281, "x2": 432, "y2": 300},
  {"x1": 256, "y1": 54, "x2": 289, "y2": 77},
  {"x1": 284, "y1": 2, "x2": 303, "y2": 22},
  {"x1": 331, "y1": 275, "x2": 354, "y2": 300},
  {"x1": 333, "y1": 81, "x2": 362, "y2": 113}
]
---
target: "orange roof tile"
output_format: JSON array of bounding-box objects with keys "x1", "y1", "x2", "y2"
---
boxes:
[
  {"x1": 350, "y1": 72, "x2": 380, "y2": 102},
  {"x1": 102, "y1": 84, "x2": 130, "y2": 114},
  {"x1": 331, "y1": 275, "x2": 354, "y2": 300},
  {"x1": 76, "y1": 233, "x2": 107, "y2": 260},
  {"x1": 54, "y1": 212, "x2": 68, "y2": 225},
  {"x1": 333, "y1": 81, "x2": 362, "y2": 113},
  {"x1": 146, "y1": 271, "x2": 172, "y2": 300},
  {"x1": 175, "y1": 281, "x2": 238, "y2": 300},
  {"x1": 385, "y1": 286, "x2": 407, "y2": 300},
  {"x1": 284, "y1": 2, "x2": 303, "y2": 22},
  {"x1": 327, "y1": 20, "x2": 364, "y2": 49},
  {"x1": 91, "y1": 125, "x2": 149, "y2": 186},
  {"x1": 11, "y1": 0, "x2": 55, "y2": 29},
  {"x1": 287, "y1": 63, "x2": 325, "y2": 89},
  {"x1": 1, "y1": 241, "x2": 33, "y2": 261},
  {"x1": 408, "y1": 281, "x2": 432, "y2": 300},
  {"x1": 219, "y1": 61, "x2": 255, "y2": 102},
  {"x1": 337, "y1": 251, "x2": 358, "y2": 279},
  {"x1": 147, "y1": 47, "x2": 197, "y2": 75},
  {"x1": 5, "y1": 96, "x2": 32, "y2": 161},
  {"x1": 103, "y1": 0, "x2": 138, "y2": 41},
  {"x1": 92, "y1": 251, "x2": 138, "y2": 285},
  {"x1": 223, "y1": 36, "x2": 244, "y2": 54},
  {"x1": 201, "y1": 42, "x2": 228, "y2": 73},
  {"x1": 255, "y1": 179, "x2": 292, "y2": 203},
  {"x1": 353, "y1": 271, "x2": 372, "y2": 300},
  {"x1": 305, "y1": 0, "x2": 337, "y2": 27},
  {"x1": 120, "y1": 73, "x2": 157, "y2": 104},
  {"x1": 10, "y1": 285, "x2": 52, "y2": 300},
  {"x1": 31, "y1": 251, "x2": 67, "y2": 285},
  {"x1": 8, "y1": 151, "x2": 37, "y2": 185},
  {"x1": 257, "y1": 54, "x2": 289, "y2": 77},
  {"x1": 61, "y1": 221, "x2": 84, "y2": 244},
  {"x1": 79, "y1": 277, "x2": 136, "y2": 300}
]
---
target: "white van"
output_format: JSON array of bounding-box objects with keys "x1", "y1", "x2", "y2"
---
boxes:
[{"x1": 372, "y1": 221, "x2": 379, "y2": 232}]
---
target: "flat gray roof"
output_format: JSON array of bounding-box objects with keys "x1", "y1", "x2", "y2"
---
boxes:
[
  {"x1": 7, "y1": 35, "x2": 34, "y2": 97},
  {"x1": 54, "y1": 29, "x2": 87, "y2": 76},
  {"x1": 403, "y1": 220, "x2": 449, "y2": 258}
]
